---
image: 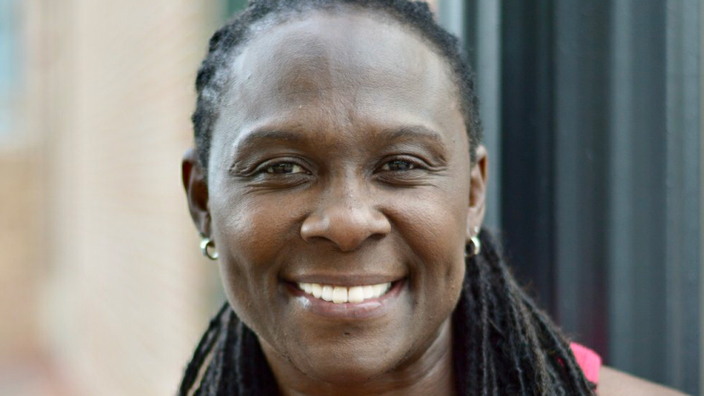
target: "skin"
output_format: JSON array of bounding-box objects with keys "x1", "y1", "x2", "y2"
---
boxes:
[
  {"x1": 184, "y1": 9, "x2": 485, "y2": 396},
  {"x1": 597, "y1": 366, "x2": 686, "y2": 396},
  {"x1": 598, "y1": 367, "x2": 689, "y2": 396},
  {"x1": 182, "y1": 7, "x2": 690, "y2": 396}
]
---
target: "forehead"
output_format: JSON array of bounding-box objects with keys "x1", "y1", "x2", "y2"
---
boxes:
[{"x1": 215, "y1": 9, "x2": 465, "y2": 148}]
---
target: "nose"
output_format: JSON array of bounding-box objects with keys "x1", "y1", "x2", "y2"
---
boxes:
[{"x1": 300, "y1": 185, "x2": 391, "y2": 252}]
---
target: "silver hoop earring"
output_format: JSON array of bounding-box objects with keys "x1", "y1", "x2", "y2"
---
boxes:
[
  {"x1": 465, "y1": 228, "x2": 482, "y2": 259},
  {"x1": 200, "y1": 236, "x2": 219, "y2": 260},
  {"x1": 470, "y1": 235, "x2": 481, "y2": 256}
]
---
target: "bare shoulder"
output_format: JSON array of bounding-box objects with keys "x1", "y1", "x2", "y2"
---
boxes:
[{"x1": 597, "y1": 366, "x2": 690, "y2": 396}]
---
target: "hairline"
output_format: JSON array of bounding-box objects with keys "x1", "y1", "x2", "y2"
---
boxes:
[{"x1": 201, "y1": 4, "x2": 473, "y2": 170}]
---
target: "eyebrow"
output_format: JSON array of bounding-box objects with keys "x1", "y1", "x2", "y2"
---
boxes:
[
  {"x1": 378, "y1": 125, "x2": 446, "y2": 149},
  {"x1": 233, "y1": 124, "x2": 448, "y2": 155},
  {"x1": 235, "y1": 129, "x2": 308, "y2": 151}
]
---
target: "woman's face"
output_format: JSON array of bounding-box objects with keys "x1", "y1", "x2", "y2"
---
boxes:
[{"x1": 184, "y1": 10, "x2": 487, "y2": 386}]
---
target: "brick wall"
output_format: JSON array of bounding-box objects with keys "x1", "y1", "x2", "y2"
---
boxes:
[{"x1": 34, "y1": 1, "x2": 223, "y2": 395}]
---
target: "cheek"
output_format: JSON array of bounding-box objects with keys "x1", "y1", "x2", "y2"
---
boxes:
[
  {"x1": 209, "y1": 191, "x2": 303, "y2": 331},
  {"x1": 211, "y1": 177, "x2": 307, "y2": 252},
  {"x1": 383, "y1": 186, "x2": 468, "y2": 312}
]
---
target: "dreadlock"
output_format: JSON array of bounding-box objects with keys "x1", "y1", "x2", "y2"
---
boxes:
[
  {"x1": 183, "y1": 1, "x2": 596, "y2": 394},
  {"x1": 178, "y1": 231, "x2": 595, "y2": 396}
]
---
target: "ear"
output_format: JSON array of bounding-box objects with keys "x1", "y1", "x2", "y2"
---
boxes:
[
  {"x1": 466, "y1": 145, "x2": 488, "y2": 241},
  {"x1": 182, "y1": 148, "x2": 211, "y2": 236}
]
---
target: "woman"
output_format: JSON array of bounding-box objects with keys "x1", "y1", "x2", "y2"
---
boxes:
[{"x1": 179, "y1": 1, "x2": 687, "y2": 395}]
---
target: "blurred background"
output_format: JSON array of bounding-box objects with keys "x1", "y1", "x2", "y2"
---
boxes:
[{"x1": 0, "y1": 0, "x2": 701, "y2": 395}]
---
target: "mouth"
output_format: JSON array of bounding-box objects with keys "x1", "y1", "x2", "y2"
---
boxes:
[
  {"x1": 283, "y1": 278, "x2": 406, "y2": 319},
  {"x1": 298, "y1": 281, "x2": 392, "y2": 304}
]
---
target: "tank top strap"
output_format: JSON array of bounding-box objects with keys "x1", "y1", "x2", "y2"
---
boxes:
[{"x1": 569, "y1": 342, "x2": 602, "y2": 386}]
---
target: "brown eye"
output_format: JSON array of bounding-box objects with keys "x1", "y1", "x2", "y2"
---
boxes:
[
  {"x1": 265, "y1": 163, "x2": 305, "y2": 175},
  {"x1": 381, "y1": 160, "x2": 417, "y2": 172}
]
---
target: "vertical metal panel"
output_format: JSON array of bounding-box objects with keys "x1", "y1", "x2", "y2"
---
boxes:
[
  {"x1": 604, "y1": 1, "x2": 701, "y2": 392},
  {"x1": 701, "y1": 2, "x2": 704, "y2": 392},
  {"x1": 701, "y1": 5, "x2": 704, "y2": 393},
  {"x1": 499, "y1": 0, "x2": 556, "y2": 312},
  {"x1": 607, "y1": 0, "x2": 668, "y2": 383},
  {"x1": 607, "y1": 0, "x2": 636, "y2": 374},
  {"x1": 474, "y1": 0, "x2": 502, "y2": 229},
  {"x1": 497, "y1": 0, "x2": 699, "y2": 392},
  {"x1": 553, "y1": 0, "x2": 611, "y2": 355},
  {"x1": 664, "y1": 0, "x2": 701, "y2": 393}
]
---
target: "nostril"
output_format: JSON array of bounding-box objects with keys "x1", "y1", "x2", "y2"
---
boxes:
[
  {"x1": 369, "y1": 233, "x2": 386, "y2": 241},
  {"x1": 369, "y1": 212, "x2": 392, "y2": 236},
  {"x1": 300, "y1": 206, "x2": 390, "y2": 251}
]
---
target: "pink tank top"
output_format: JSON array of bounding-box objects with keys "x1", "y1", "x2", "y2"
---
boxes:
[{"x1": 570, "y1": 343, "x2": 602, "y2": 385}]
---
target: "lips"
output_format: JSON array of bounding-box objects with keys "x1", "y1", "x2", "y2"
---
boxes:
[{"x1": 283, "y1": 277, "x2": 407, "y2": 319}]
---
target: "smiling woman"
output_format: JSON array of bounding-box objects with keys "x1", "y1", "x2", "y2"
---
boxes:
[{"x1": 178, "y1": 1, "x2": 686, "y2": 396}]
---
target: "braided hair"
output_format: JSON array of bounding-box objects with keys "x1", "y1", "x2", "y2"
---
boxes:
[
  {"x1": 178, "y1": 231, "x2": 595, "y2": 395},
  {"x1": 183, "y1": 1, "x2": 596, "y2": 394}
]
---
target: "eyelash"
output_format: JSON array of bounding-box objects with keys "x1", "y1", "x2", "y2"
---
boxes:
[
  {"x1": 255, "y1": 158, "x2": 425, "y2": 177},
  {"x1": 379, "y1": 158, "x2": 422, "y2": 172},
  {"x1": 261, "y1": 162, "x2": 308, "y2": 175}
]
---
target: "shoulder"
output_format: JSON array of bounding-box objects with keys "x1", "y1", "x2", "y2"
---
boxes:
[{"x1": 597, "y1": 366, "x2": 690, "y2": 396}]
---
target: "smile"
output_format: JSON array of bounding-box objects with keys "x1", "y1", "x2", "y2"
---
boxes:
[
  {"x1": 298, "y1": 282, "x2": 392, "y2": 304},
  {"x1": 285, "y1": 278, "x2": 406, "y2": 319}
]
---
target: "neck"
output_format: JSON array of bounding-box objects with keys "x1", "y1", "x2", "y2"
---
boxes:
[{"x1": 260, "y1": 319, "x2": 457, "y2": 396}]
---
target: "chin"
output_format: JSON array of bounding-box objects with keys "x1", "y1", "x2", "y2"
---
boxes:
[{"x1": 295, "y1": 349, "x2": 403, "y2": 385}]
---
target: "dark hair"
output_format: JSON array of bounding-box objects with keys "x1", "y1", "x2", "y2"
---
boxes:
[
  {"x1": 178, "y1": 231, "x2": 596, "y2": 396},
  {"x1": 191, "y1": 0, "x2": 483, "y2": 171},
  {"x1": 183, "y1": 1, "x2": 596, "y2": 395}
]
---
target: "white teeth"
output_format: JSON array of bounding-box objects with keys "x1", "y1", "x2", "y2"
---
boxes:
[
  {"x1": 373, "y1": 283, "x2": 389, "y2": 297},
  {"x1": 311, "y1": 283, "x2": 322, "y2": 298},
  {"x1": 332, "y1": 286, "x2": 348, "y2": 303},
  {"x1": 298, "y1": 282, "x2": 393, "y2": 304},
  {"x1": 321, "y1": 285, "x2": 333, "y2": 302},
  {"x1": 348, "y1": 286, "x2": 364, "y2": 303}
]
